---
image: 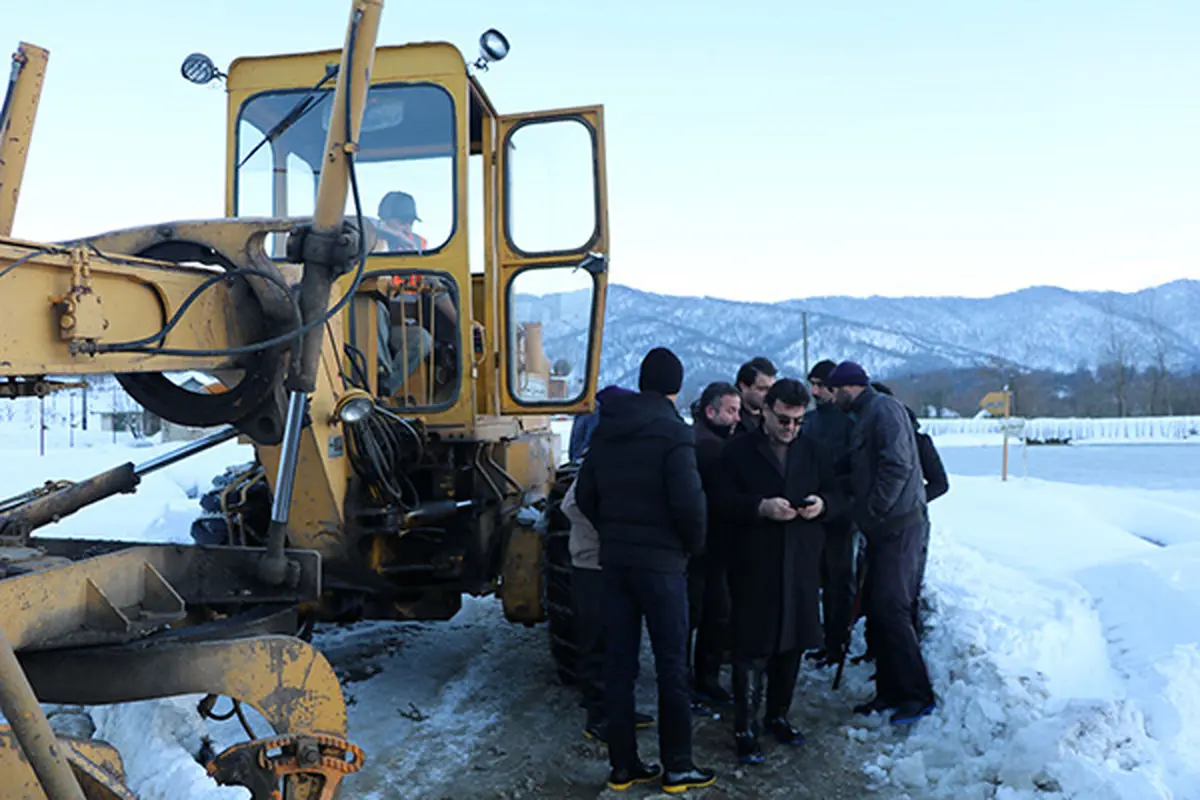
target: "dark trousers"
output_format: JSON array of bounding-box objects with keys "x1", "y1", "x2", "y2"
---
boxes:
[
  {"x1": 603, "y1": 565, "x2": 694, "y2": 772},
  {"x1": 731, "y1": 650, "x2": 802, "y2": 733},
  {"x1": 687, "y1": 556, "x2": 731, "y2": 692},
  {"x1": 911, "y1": 515, "x2": 930, "y2": 635},
  {"x1": 819, "y1": 518, "x2": 858, "y2": 655},
  {"x1": 864, "y1": 520, "x2": 934, "y2": 705},
  {"x1": 572, "y1": 566, "x2": 605, "y2": 725}
]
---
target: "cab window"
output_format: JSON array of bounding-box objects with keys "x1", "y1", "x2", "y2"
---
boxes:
[
  {"x1": 370, "y1": 270, "x2": 461, "y2": 410},
  {"x1": 234, "y1": 82, "x2": 456, "y2": 256}
]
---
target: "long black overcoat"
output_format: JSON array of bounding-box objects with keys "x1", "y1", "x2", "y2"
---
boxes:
[{"x1": 714, "y1": 429, "x2": 846, "y2": 659}]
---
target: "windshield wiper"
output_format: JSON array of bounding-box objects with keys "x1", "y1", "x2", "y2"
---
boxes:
[{"x1": 237, "y1": 63, "x2": 339, "y2": 169}]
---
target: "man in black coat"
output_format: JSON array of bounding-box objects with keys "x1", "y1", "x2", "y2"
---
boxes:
[
  {"x1": 687, "y1": 381, "x2": 742, "y2": 707},
  {"x1": 800, "y1": 358, "x2": 858, "y2": 667},
  {"x1": 576, "y1": 347, "x2": 716, "y2": 794},
  {"x1": 714, "y1": 378, "x2": 845, "y2": 764},
  {"x1": 826, "y1": 362, "x2": 936, "y2": 726}
]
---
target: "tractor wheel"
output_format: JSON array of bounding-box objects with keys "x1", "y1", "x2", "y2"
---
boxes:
[{"x1": 542, "y1": 464, "x2": 580, "y2": 686}]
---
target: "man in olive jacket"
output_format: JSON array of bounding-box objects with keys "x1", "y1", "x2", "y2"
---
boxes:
[
  {"x1": 827, "y1": 361, "x2": 935, "y2": 726},
  {"x1": 714, "y1": 378, "x2": 845, "y2": 764},
  {"x1": 576, "y1": 347, "x2": 716, "y2": 794}
]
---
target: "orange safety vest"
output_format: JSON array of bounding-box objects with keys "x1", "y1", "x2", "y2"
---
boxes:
[{"x1": 381, "y1": 229, "x2": 427, "y2": 253}]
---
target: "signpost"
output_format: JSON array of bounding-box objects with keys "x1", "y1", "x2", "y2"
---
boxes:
[{"x1": 980, "y1": 388, "x2": 1015, "y2": 480}]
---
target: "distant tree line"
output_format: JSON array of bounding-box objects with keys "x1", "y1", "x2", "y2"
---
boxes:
[{"x1": 881, "y1": 364, "x2": 1200, "y2": 419}]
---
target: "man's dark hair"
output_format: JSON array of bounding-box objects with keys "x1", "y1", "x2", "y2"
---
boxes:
[
  {"x1": 764, "y1": 378, "x2": 810, "y2": 410},
  {"x1": 736, "y1": 356, "x2": 777, "y2": 388},
  {"x1": 808, "y1": 359, "x2": 838, "y2": 382},
  {"x1": 699, "y1": 381, "x2": 739, "y2": 414}
]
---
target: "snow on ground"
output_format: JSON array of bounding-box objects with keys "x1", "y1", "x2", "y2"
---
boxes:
[
  {"x1": 2, "y1": 416, "x2": 1200, "y2": 797},
  {"x1": 0, "y1": 429, "x2": 254, "y2": 542},
  {"x1": 850, "y1": 473, "x2": 1200, "y2": 800}
]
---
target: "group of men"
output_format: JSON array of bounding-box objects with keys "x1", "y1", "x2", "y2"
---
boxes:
[{"x1": 561, "y1": 346, "x2": 948, "y2": 793}]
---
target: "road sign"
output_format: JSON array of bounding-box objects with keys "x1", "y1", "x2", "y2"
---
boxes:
[{"x1": 979, "y1": 390, "x2": 1010, "y2": 417}]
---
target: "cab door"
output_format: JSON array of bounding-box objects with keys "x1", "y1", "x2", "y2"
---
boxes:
[{"x1": 496, "y1": 106, "x2": 608, "y2": 415}]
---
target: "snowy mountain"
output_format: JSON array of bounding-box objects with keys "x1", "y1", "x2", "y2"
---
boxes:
[{"x1": 519, "y1": 279, "x2": 1200, "y2": 397}]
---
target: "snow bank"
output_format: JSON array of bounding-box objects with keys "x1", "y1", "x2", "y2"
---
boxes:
[
  {"x1": 91, "y1": 699, "x2": 248, "y2": 799},
  {"x1": 921, "y1": 415, "x2": 1200, "y2": 444},
  {"x1": 0, "y1": 439, "x2": 254, "y2": 541},
  {"x1": 857, "y1": 476, "x2": 1200, "y2": 799}
]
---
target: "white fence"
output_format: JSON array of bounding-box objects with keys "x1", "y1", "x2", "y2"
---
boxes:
[{"x1": 918, "y1": 415, "x2": 1200, "y2": 443}]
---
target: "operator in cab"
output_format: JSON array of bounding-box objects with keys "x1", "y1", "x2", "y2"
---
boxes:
[{"x1": 374, "y1": 190, "x2": 428, "y2": 253}]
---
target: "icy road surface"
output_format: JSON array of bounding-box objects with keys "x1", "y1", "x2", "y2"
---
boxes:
[{"x1": 298, "y1": 599, "x2": 883, "y2": 799}]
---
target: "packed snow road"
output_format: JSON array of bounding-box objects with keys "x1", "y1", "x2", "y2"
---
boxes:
[{"x1": 306, "y1": 596, "x2": 884, "y2": 799}]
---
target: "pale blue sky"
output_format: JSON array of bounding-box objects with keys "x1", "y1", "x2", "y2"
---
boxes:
[{"x1": 8, "y1": 0, "x2": 1199, "y2": 302}]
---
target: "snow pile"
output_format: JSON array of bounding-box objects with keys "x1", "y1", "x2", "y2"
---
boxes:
[
  {"x1": 920, "y1": 415, "x2": 1200, "y2": 444},
  {"x1": 856, "y1": 476, "x2": 1200, "y2": 799},
  {"x1": 91, "y1": 699, "x2": 248, "y2": 799},
  {"x1": 0, "y1": 439, "x2": 254, "y2": 542}
]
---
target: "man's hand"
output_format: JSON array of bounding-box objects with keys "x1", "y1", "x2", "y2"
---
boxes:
[
  {"x1": 759, "y1": 497, "x2": 799, "y2": 522},
  {"x1": 797, "y1": 495, "x2": 825, "y2": 521}
]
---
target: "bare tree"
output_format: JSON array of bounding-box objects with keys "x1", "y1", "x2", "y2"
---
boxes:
[
  {"x1": 1102, "y1": 297, "x2": 1135, "y2": 417},
  {"x1": 1141, "y1": 293, "x2": 1173, "y2": 415}
]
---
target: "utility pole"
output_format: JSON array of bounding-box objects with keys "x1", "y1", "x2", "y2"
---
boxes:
[{"x1": 802, "y1": 311, "x2": 809, "y2": 375}]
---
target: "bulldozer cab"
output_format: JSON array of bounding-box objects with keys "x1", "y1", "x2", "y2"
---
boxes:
[{"x1": 224, "y1": 41, "x2": 610, "y2": 429}]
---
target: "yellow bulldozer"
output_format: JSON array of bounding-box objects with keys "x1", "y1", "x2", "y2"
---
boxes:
[{"x1": 0, "y1": 0, "x2": 608, "y2": 796}]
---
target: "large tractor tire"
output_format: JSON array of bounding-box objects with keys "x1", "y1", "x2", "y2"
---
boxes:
[{"x1": 542, "y1": 463, "x2": 580, "y2": 686}]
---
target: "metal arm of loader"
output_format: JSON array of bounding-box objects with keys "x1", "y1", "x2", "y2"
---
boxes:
[
  {"x1": 0, "y1": 42, "x2": 48, "y2": 237},
  {"x1": 258, "y1": 0, "x2": 383, "y2": 588}
]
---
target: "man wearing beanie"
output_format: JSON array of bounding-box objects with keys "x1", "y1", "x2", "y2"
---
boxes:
[
  {"x1": 825, "y1": 361, "x2": 936, "y2": 726},
  {"x1": 801, "y1": 359, "x2": 859, "y2": 667},
  {"x1": 576, "y1": 346, "x2": 716, "y2": 793}
]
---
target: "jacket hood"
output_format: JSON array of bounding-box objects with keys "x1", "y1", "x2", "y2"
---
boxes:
[
  {"x1": 593, "y1": 392, "x2": 686, "y2": 442},
  {"x1": 597, "y1": 384, "x2": 634, "y2": 406}
]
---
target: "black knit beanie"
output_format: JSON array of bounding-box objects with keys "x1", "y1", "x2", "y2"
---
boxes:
[{"x1": 638, "y1": 347, "x2": 684, "y2": 395}]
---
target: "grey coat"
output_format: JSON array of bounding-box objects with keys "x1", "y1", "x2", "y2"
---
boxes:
[
  {"x1": 847, "y1": 387, "x2": 927, "y2": 537},
  {"x1": 562, "y1": 478, "x2": 600, "y2": 570}
]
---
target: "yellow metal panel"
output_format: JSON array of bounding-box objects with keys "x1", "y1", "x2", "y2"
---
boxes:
[
  {"x1": 255, "y1": 384, "x2": 350, "y2": 562},
  {"x1": 0, "y1": 242, "x2": 254, "y2": 376},
  {"x1": 477, "y1": 91, "x2": 501, "y2": 418},
  {"x1": 0, "y1": 730, "x2": 133, "y2": 800},
  {"x1": 500, "y1": 526, "x2": 543, "y2": 623},
  {"x1": 226, "y1": 42, "x2": 468, "y2": 94}
]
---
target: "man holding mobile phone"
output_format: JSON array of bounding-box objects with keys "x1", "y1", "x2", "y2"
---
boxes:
[{"x1": 714, "y1": 378, "x2": 845, "y2": 765}]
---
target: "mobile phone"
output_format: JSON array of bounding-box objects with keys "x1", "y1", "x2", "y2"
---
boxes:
[{"x1": 794, "y1": 498, "x2": 817, "y2": 508}]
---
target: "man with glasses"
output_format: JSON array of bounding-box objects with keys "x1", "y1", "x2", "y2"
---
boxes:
[
  {"x1": 800, "y1": 359, "x2": 859, "y2": 667},
  {"x1": 714, "y1": 378, "x2": 844, "y2": 764}
]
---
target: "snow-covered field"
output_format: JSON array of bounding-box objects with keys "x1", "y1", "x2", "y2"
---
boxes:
[{"x1": 1, "y1": 408, "x2": 1198, "y2": 798}]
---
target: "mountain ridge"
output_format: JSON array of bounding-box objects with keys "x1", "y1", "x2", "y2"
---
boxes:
[{"x1": 514, "y1": 278, "x2": 1200, "y2": 398}]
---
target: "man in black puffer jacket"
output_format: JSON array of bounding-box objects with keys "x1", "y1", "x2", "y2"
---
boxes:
[{"x1": 576, "y1": 347, "x2": 716, "y2": 794}]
